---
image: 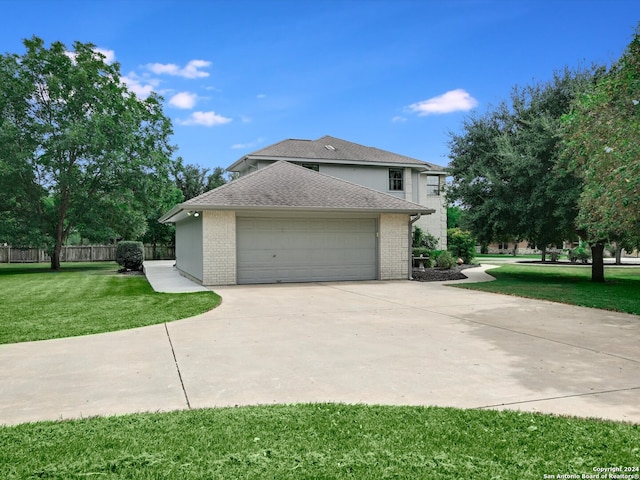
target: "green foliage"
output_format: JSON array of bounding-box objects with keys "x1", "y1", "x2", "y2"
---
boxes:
[
  {"x1": 447, "y1": 67, "x2": 598, "y2": 250},
  {"x1": 173, "y1": 157, "x2": 228, "y2": 201},
  {"x1": 430, "y1": 250, "x2": 447, "y2": 260},
  {"x1": 447, "y1": 227, "x2": 476, "y2": 264},
  {"x1": 1, "y1": 404, "x2": 638, "y2": 479},
  {"x1": 561, "y1": 24, "x2": 640, "y2": 281},
  {"x1": 0, "y1": 262, "x2": 220, "y2": 344},
  {"x1": 115, "y1": 241, "x2": 144, "y2": 271},
  {"x1": 436, "y1": 250, "x2": 456, "y2": 270},
  {"x1": 411, "y1": 226, "x2": 439, "y2": 250},
  {"x1": 547, "y1": 250, "x2": 561, "y2": 262},
  {"x1": 447, "y1": 205, "x2": 464, "y2": 228},
  {"x1": 412, "y1": 247, "x2": 430, "y2": 257},
  {"x1": 455, "y1": 264, "x2": 640, "y2": 315},
  {"x1": 0, "y1": 36, "x2": 177, "y2": 270},
  {"x1": 568, "y1": 244, "x2": 592, "y2": 264}
]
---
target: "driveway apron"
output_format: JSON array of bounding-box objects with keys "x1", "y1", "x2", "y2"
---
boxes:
[{"x1": 1, "y1": 266, "x2": 639, "y2": 425}]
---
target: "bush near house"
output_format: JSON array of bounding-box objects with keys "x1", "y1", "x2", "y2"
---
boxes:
[
  {"x1": 436, "y1": 251, "x2": 456, "y2": 270},
  {"x1": 447, "y1": 228, "x2": 476, "y2": 264},
  {"x1": 115, "y1": 241, "x2": 144, "y2": 271},
  {"x1": 412, "y1": 226, "x2": 439, "y2": 250}
]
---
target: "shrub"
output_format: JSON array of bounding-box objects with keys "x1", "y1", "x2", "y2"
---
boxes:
[
  {"x1": 436, "y1": 251, "x2": 456, "y2": 270},
  {"x1": 430, "y1": 250, "x2": 446, "y2": 260},
  {"x1": 412, "y1": 226, "x2": 439, "y2": 250},
  {"x1": 412, "y1": 247, "x2": 431, "y2": 258},
  {"x1": 568, "y1": 244, "x2": 591, "y2": 264},
  {"x1": 548, "y1": 250, "x2": 561, "y2": 262},
  {"x1": 447, "y1": 228, "x2": 476, "y2": 264},
  {"x1": 115, "y1": 241, "x2": 145, "y2": 271}
]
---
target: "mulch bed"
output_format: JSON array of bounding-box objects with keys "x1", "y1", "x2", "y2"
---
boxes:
[{"x1": 411, "y1": 264, "x2": 473, "y2": 282}]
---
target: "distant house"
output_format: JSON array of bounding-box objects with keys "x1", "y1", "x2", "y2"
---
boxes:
[{"x1": 160, "y1": 136, "x2": 447, "y2": 285}]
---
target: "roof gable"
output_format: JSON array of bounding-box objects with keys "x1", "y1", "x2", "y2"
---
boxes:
[
  {"x1": 228, "y1": 135, "x2": 445, "y2": 171},
  {"x1": 160, "y1": 161, "x2": 433, "y2": 222}
]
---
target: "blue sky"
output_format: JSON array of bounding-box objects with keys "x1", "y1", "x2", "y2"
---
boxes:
[{"x1": 2, "y1": 0, "x2": 639, "y2": 171}]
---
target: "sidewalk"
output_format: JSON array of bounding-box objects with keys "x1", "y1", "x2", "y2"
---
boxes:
[{"x1": 143, "y1": 260, "x2": 209, "y2": 293}]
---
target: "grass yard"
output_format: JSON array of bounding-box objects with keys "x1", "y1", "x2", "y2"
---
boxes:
[
  {"x1": 1, "y1": 404, "x2": 638, "y2": 479},
  {"x1": 455, "y1": 264, "x2": 640, "y2": 315},
  {"x1": 0, "y1": 262, "x2": 221, "y2": 344}
]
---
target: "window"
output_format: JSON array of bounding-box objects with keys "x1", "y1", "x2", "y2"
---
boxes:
[
  {"x1": 389, "y1": 168, "x2": 403, "y2": 191},
  {"x1": 300, "y1": 163, "x2": 319, "y2": 172},
  {"x1": 426, "y1": 175, "x2": 440, "y2": 196}
]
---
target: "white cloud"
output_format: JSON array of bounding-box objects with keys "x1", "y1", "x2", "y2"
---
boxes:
[
  {"x1": 179, "y1": 111, "x2": 232, "y2": 127},
  {"x1": 231, "y1": 137, "x2": 265, "y2": 149},
  {"x1": 392, "y1": 116, "x2": 407, "y2": 123},
  {"x1": 94, "y1": 48, "x2": 116, "y2": 64},
  {"x1": 407, "y1": 89, "x2": 478, "y2": 116},
  {"x1": 121, "y1": 73, "x2": 157, "y2": 99},
  {"x1": 256, "y1": 93, "x2": 266, "y2": 99},
  {"x1": 169, "y1": 91, "x2": 197, "y2": 109},
  {"x1": 146, "y1": 59, "x2": 211, "y2": 79},
  {"x1": 65, "y1": 47, "x2": 116, "y2": 65}
]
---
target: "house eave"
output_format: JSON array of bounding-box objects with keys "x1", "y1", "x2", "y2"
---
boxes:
[
  {"x1": 228, "y1": 155, "x2": 434, "y2": 172},
  {"x1": 160, "y1": 204, "x2": 435, "y2": 222}
]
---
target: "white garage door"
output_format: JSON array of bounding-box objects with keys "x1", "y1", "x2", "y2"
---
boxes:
[{"x1": 237, "y1": 217, "x2": 377, "y2": 284}]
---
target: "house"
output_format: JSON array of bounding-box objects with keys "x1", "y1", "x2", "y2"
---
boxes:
[
  {"x1": 227, "y1": 136, "x2": 448, "y2": 248},
  {"x1": 160, "y1": 136, "x2": 447, "y2": 286}
]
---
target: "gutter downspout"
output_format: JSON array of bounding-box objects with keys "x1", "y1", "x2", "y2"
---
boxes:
[{"x1": 408, "y1": 214, "x2": 421, "y2": 280}]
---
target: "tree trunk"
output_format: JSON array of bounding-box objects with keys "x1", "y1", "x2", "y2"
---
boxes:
[
  {"x1": 50, "y1": 242, "x2": 62, "y2": 270},
  {"x1": 591, "y1": 242, "x2": 605, "y2": 283},
  {"x1": 51, "y1": 187, "x2": 71, "y2": 271},
  {"x1": 615, "y1": 243, "x2": 622, "y2": 265},
  {"x1": 541, "y1": 249, "x2": 547, "y2": 262}
]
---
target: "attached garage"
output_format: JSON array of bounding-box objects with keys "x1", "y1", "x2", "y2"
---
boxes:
[
  {"x1": 160, "y1": 161, "x2": 433, "y2": 286},
  {"x1": 236, "y1": 216, "x2": 377, "y2": 284}
]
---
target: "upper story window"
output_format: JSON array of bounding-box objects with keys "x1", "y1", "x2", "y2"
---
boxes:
[
  {"x1": 389, "y1": 168, "x2": 403, "y2": 191},
  {"x1": 426, "y1": 175, "x2": 440, "y2": 196}
]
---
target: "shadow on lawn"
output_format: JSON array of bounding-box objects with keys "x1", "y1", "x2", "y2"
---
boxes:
[{"x1": 0, "y1": 262, "x2": 118, "y2": 276}]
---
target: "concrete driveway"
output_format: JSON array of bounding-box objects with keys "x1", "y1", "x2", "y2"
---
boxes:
[{"x1": 1, "y1": 269, "x2": 639, "y2": 425}]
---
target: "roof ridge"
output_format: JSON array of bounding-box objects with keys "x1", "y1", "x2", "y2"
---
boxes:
[{"x1": 183, "y1": 161, "x2": 283, "y2": 205}]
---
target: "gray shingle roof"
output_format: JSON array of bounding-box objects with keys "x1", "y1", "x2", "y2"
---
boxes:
[
  {"x1": 228, "y1": 135, "x2": 445, "y2": 171},
  {"x1": 160, "y1": 161, "x2": 433, "y2": 222}
]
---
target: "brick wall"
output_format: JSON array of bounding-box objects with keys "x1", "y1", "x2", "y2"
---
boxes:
[
  {"x1": 202, "y1": 210, "x2": 237, "y2": 285},
  {"x1": 379, "y1": 213, "x2": 409, "y2": 280}
]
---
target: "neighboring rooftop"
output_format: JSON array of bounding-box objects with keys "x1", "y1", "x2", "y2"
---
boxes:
[
  {"x1": 160, "y1": 161, "x2": 433, "y2": 222},
  {"x1": 227, "y1": 135, "x2": 445, "y2": 171}
]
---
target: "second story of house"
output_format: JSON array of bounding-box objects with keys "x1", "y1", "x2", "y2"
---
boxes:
[
  {"x1": 226, "y1": 135, "x2": 447, "y2": 206},
  {"x1": 227, "y1": 135, "x2": 449, "y2": 248}
]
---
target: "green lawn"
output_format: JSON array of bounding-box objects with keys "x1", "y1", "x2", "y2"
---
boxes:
[
  {"x1": 456, "y1": 264, "x2": 640, "y2": 315},
  {"x1": 1, "y1": 404, "x2": 638, "y2": 479},
  {"x1": 0, "y1": 262, "x2": 221, "y2": 344}
]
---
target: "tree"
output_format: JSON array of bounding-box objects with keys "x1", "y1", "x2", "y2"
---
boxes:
[
  {"x1": 0, "y1": 37, "x2": 176, "y2": 269},
  {"x1": 447, "y1": 68, "x2": 598, "y2": 261},
  {"x1": 562, "y1": 26, "x2": 640, "y2": 282},
  {"x1": 446, "y1": 205, "x2": 464, "y2": 229},
  {"x1": 173, "y1": 158, "x2": 227, "y2": 200}
]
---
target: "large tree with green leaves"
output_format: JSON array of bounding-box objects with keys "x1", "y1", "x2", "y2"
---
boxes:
[
  {"x1": 447, "y1": 67, "x2": 600, "y2": 260},
  {"x1": 0, "y1": 36, "x2": 176, "y2": 269},
  {"x1": 172, "y1": 158, "x2": 227, "y2": 201},
  {"x1": 562, "y1": 26, "x2": 640, "y2": 282}
]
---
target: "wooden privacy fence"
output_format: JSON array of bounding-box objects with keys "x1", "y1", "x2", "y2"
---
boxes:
[{"x1": 0, "y1": 245, "x2": 175, "y2": 263}]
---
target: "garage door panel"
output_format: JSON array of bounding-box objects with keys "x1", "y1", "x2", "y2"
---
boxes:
[{"x1": 237, "y1": 217, "x2": 377, "y2": 284}]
